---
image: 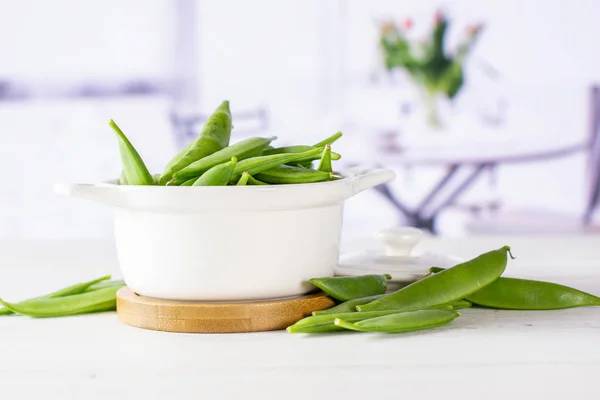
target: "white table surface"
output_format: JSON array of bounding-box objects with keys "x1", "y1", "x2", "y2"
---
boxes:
[{"x1": 1, "y1": 235, "x2": 600, "y2": 399}]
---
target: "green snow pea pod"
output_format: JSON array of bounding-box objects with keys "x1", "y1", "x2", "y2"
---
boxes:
[
  {"x1": 159, "y1": 101, "x2": 232, "y2": 184},
  {"x1": 109, "y1": 120, "x2": 154, "y2": 185},
  {"x1": 236, "y1": 172, "x2": 251, "y2": 186},
  {"x1": 165, "y1": 176, "x2": 192, "y2": 186},
  {"x1": 288, "y1": 304, "x2": 454, "y2": 333},
  {"x1": 193, "y1": 157, "x2": 238, "y2": 186},
  {"x1": 357, "y1": 246, "x2": 513, "y2": 312},
  {"x1": 317, "y1": 145, "x2": 333, "y2": 173},
  {"x1": 312, "y1": 295, "x2": 470, "y2": 316},
  {"x1": 312, "y1": 294, "x2": 385, "y2": 316},
  {"x1": 119, "y1": 171, "x2": 128, "y2": 185},
  {"x1": 247, "y1": 175, "x2": 269, "y2": 185},
  {"x1": 84, "y1": 280, "x2": 126, "y2": 292},
  {"x1": 173, "y1": 136, "x2": 277, "y2": 181},
  {"x1": 0, "y1": 285, "x2": 121, "y2": 318},
  {"x1": 180, "y1": 177, "x2": 198, "y2": 186},
  {"x1": 161, "y1": 141, "x2": 193, "y2": 179},
  {"x1": 262, "y1": 145, "x2": 341, "y2": 162},
  {"x1": 466, "y1": 278, "x2": 600, "y2": 310},
  {"x1": 429, "y1": 266, "x2": 600, "y2": 310},
  {"x1": 334, "y1": 309, "x2": 459, "y2": 333},
  {"x1": 228, "y1": 148, "x2": 322, "y2": 183},
  {"x1": 0, "y1": 275, "x2": 112, "y2": 316},
  {"x1": 310, "y1": 274, "x2": 392, "y2": 302},
  {"x1": 314, "y1": 131, "x2": 343, "y2": 147},
  {"x1": 255, "y1": 165, "x2": 333, "y2": 184}
]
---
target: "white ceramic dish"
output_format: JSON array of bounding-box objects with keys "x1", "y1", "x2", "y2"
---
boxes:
[
  {"x1": 55, "y1": 166, "x2": 395, "y2": 301},
  {"x1": 336, "y1": 227, "x2": 463, "y2": 288}
]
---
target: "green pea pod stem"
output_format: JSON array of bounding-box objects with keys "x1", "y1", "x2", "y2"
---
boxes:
[
  {"x1": 288, "y1": 304, "x2": 454, "y2": 333},
  {"x1": 159, "y1": 101, "x2": 232, "y2": 184},
  {"x1": 312, "y1": 294, "x2": 386, "y2": 316},
  {"x1": 314, "y1": 131, "x2": 343, "y2": 147},
  {"x1": 0, "y1": 275, "x2": 112, "y2": 316},
  {"x1": 247, "y1": 175, "x2": 269, "y2": 185},
  {"x1": 310, "y1": 274, "x2": 392, "y2": 302},
  {"x1": 193, "y1": 157, "x2": 238, "y2": 186},
  {"x1": 174, "y1": 136, "x2": 277, "y2": 181},
  {"x1": 229, "y1": 148, "x2": 322, "y2": 183},
  {"x1": 0, "y1": 285, "x2": 121, "y2": 318},
  {"x1": 334, "y1": 309, "x2": 459, "y2": 333},
  {"x1": 358, "y1": 246, "x2": 513, "y2": 312},
  {"x1": 109, "y1": 120, "x2": 155, "y2": 186},
  {"x1": 255, "y1": 165, "x2": 333, "y2": 184},
  {"x1": 119, "y1": 170, "x2": 128, "y2": 185},
  {"x1": 262, "y1": 145, "x2": 341, "y2": 161},
  {"x1": 317, "y1": 145, "x2": 333, "y2": 173},
  {"x1": 180, "y1": 177, "x2": 198, "y2": 186},
  {"x1": 236, "y1": 172, "x2": 251, "y2": 186}
]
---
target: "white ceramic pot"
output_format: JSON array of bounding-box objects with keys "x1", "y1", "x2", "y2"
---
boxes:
[{"x1": 55, "y1": 167, "x2": 395, "y2": 301}]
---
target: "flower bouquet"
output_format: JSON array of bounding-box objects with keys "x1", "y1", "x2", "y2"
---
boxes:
[{"x1": 379, "y1": 10, "x2": 483, "y2": 128}]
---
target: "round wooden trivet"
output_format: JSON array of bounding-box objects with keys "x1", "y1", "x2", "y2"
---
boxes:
[{"x1": 116, "y1": 287, "x2": 335, "y2": 333}]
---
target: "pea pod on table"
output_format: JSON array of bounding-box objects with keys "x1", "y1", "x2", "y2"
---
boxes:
[
  {"x1": 288, "y1": 304, "x2": 455, "y2": 333},
  {"x1": 312, "y1": 295, "x2": 470, "y2": 317},
  {"x1": 310, "y1": 274, "x2": 392, "y2": 302},
  {"x1": 0, "y1": 275, "x2": 113, "y2": 316},
  {"x1": 109, "y1": 120, "x2": 154, "y2": 186},
  {"x1": 0, "y1": 285, "x2": 122, "y2": 318},
  {"x1": 357, "y1": 246, "x2": 513, "y2": 312},
  {"x1": 312, "y1": 294, "x2": 386, "y2": 316},
  {"x1": 159, "y1": 100, "x2": 233, "y2": 184},
  {"x1": 255, "y1": 165, "x2": 333, "y2": 184},
  {"x1": 334, "y1": 309, "x2": 459, "y2": 333},
  {"x1": 429, "y1": 267, "x2": 600, "y2": 310}
]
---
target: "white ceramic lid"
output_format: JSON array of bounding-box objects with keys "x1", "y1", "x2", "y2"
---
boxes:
[{"x1": 336, "y1": 227, "x2": 462, "y2": 283}]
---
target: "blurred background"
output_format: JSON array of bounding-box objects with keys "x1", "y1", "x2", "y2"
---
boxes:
[{"x1": 1, "y1": 0, "x2": 599, "y2": 240}]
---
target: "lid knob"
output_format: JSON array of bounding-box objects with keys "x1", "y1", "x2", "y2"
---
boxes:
[{"x1": 376, "y1": 227, "x2": 423, "y2": 257}]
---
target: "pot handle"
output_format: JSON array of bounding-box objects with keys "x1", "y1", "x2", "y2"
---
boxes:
[
  {"x1": 54, "y1": 183, "x2": 121, "y2": 206},
  {"x1": 349, "y1": 167, "x2": 396, "y2": 195}
]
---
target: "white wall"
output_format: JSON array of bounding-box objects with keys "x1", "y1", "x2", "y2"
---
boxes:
[{"x1": 0, "y1": 0, "x2": 598, "y2": 238}]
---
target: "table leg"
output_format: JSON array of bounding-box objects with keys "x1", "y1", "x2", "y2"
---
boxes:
[{"x1": 373, "y1": 164, "x2": 490, "y2": 234}]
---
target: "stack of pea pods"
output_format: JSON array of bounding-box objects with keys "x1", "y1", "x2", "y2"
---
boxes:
[
  {"x1": 287, "y1": 246, "x2": 600, "y2": 334},
  {"x1": 111, "y1": 100, "x2": 343, "y2": 187}
]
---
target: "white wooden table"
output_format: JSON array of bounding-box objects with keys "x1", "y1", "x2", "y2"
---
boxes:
[{"x1": 1, "y1": 235, "x2": 599, "y2": 399}]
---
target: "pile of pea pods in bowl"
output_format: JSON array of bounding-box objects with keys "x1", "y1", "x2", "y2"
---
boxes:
[{"x1": 54, "y1": 100, "x2": 396, "y2": 302}]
